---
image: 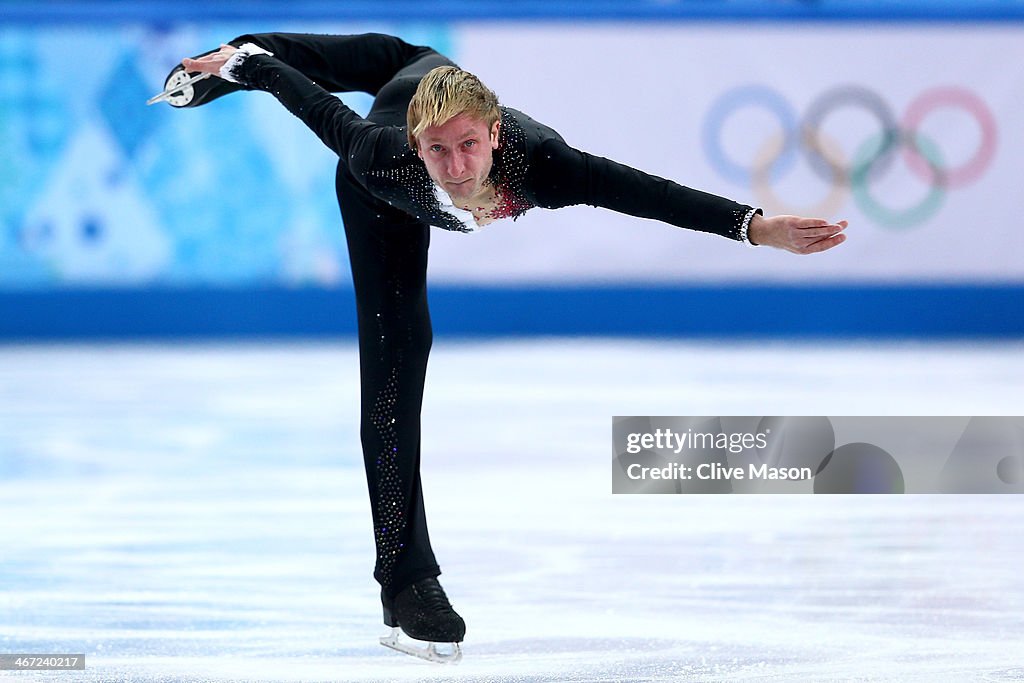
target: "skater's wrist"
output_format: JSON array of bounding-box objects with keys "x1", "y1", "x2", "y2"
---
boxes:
[
  {"x1": 741, "y1": 209, "x2": 763, "y2": 247},
  {"x1": 219, "y1": 42, "x2": 274, "y2": 84}
]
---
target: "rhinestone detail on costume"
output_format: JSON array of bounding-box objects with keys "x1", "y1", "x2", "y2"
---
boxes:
[
  {"x1": 369, "y1": 367, "x2": 404, "y2": 587},
  {"x1": 485, "y1": 109, "x2": 533, "y2": 222},
  {"x1": 738, "y1": 207, "x2": 759, "y2": 245}
]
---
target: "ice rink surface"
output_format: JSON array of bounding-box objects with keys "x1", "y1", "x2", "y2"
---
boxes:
[{"x1": 1, "y1": 339, "x2": 1022, "y2": 682}]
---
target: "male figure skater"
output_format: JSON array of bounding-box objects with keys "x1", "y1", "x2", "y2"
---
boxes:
[{"x1": 156, "y1": 32, "x2": 846, "y2": 662}]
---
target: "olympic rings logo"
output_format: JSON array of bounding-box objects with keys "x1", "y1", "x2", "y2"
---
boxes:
[{"x1": 702, "y1": 85, "x2": 997, "y2": 228}]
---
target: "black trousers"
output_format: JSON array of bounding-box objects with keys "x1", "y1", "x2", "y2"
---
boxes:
[{"x1": 334, "y1": 47, "x2": 456, "y2": 600}]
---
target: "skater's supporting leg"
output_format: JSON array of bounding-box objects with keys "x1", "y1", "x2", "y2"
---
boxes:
[
  {"x1": 337, "y1": 43, "x2": 458, "y2": 599},
  {"x1": 337, "y1": 166, "x2": 466, "y2": 651},
  {"x1": 336, "y1": 165, "x2": 440, "y2": 599}
]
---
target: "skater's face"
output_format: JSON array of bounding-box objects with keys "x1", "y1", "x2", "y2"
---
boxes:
[{"x1": 417, "y1": 113, "x2": 501, "y2": 202}]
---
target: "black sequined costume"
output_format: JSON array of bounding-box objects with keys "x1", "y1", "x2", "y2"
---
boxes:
[{"x1": 209, "y1": 32, "x2": 759, "y2": 602}]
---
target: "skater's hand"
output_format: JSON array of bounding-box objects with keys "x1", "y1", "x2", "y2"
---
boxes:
[
  {"x1": 748, "y1": 214, "x2": 848, "y2": 254},
  {"x1": 181, "y1": 45, "x2": 237, "y2": 75}
]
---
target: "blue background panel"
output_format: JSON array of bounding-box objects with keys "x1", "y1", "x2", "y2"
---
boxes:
[
  {"x1": 3, "y1": 285, "x2": 1021, "y2": 340},
  {"x1": 3, "y1": 1, "x2": 1024, "y2": 23}
]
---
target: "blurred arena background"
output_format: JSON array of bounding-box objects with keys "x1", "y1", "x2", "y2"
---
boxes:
[{"x1": 2, "y1": 2, "x2": 1024, "y2": 682}]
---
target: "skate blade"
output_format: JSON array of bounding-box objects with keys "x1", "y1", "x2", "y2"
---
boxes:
[
  {"x1": 146, "y1": 71, "x2": 212, "y2": 106},
  {"x1": 379, "y1": 627, "x2": 462, "y2": 664}
]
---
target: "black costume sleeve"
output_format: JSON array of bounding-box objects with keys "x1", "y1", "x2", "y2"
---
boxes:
[
  {"x1": 230, "y1": 52, "x2": 390, "y2": 167},
  {"x1": 222, "y1": 33, "x2": 432, "y2": 165},
  {"x1": 230, "y1": 32, "x2": 431, "y2": 95},
  {"x1": 528, "y1": 137, "x2": 760, "y2": 242}
]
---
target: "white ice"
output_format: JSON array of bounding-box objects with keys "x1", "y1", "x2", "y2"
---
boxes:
[{"x1": 1, "y1": 339, "x2": 1022, "y2": 682}]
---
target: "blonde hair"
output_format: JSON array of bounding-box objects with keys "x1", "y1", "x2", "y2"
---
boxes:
[{"x1": 407, "y1": 65, "x2": 500, "y2": 150}]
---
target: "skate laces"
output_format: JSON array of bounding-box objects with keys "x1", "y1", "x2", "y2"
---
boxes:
[{"x1": 414, "y1": 579, "x2": 454, "y2": 614}]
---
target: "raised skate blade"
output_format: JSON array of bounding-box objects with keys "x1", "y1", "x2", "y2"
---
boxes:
[
  {"x1": 379, "y1": 627, "x2": 462, "y2": 664},
  {"x1": 146, "y1": 70, "x2": 211, "y2": 106}
]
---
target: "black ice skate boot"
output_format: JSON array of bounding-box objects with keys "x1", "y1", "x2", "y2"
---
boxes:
[
  {"x1": 147, "y1": 46, "x2": 245, "y2": 108},
  {"x1": 379, "y1": 577, "x2": 465, "y2": 663}
]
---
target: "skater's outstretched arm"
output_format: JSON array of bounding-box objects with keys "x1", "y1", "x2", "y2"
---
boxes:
[
  {"x1": 182, "y1": 45, "x2": 395, "y2": 165},
  {"x1": 225, "y1": 32, "x2": 433, "y2": 95},
  {"x1": 529, "y1": 136, "x2": 847, "y2": 253}
]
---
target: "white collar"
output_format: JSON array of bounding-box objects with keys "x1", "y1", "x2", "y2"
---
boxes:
[{"x1": 433, "y1": 184, "x2": 481, "y2": 233}]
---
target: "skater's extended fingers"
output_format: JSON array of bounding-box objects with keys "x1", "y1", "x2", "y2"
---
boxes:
[
  {"x1": 799, "y1": 224, "x2": 846, "y2": 239},
  {"x1": 181, "y1": 45, "x2": 236, "y2": 73},
  {"x1": 182, "y1": 56, "x2": 225, "y2": 74},
  {"x1": 750, "y1": 215, "x2": 847, "y2": 253},
  {"x1": 795, "y1": 216, "x2": 834, "y2": 229},
  {"x1": 801, "y1": 232, "x2": 846, "y2": 254}
]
